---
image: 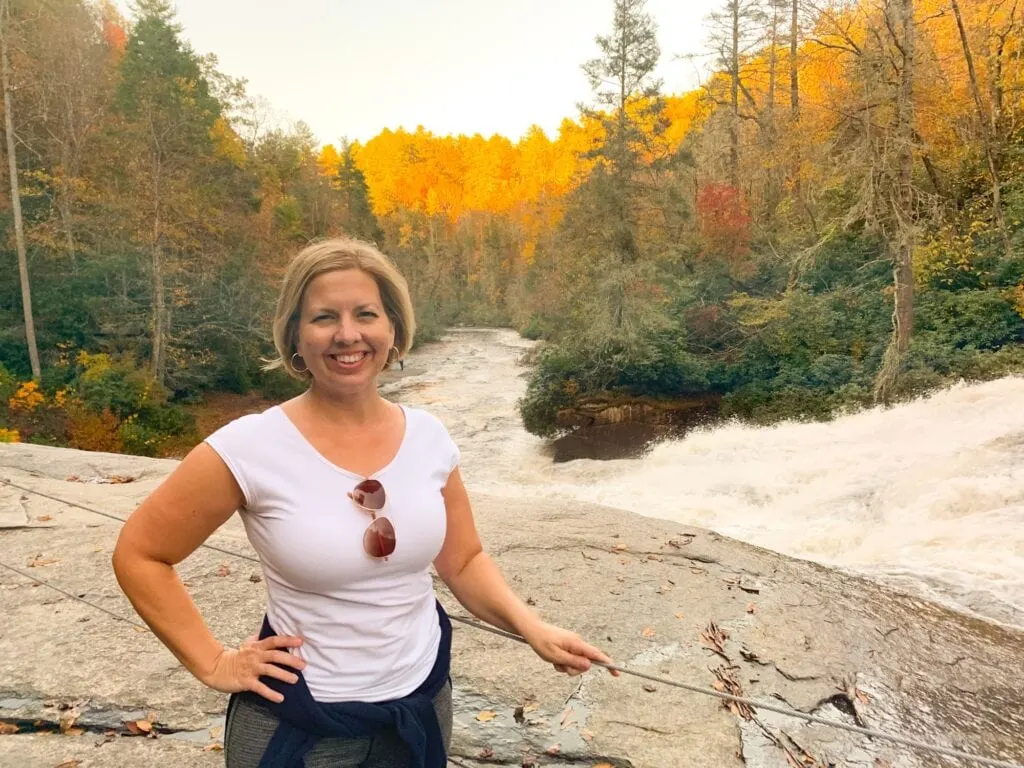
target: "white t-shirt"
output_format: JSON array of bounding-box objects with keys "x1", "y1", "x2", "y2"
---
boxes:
[{"x1": 204, "y1": 404, "x2": 459, "y2": 703}]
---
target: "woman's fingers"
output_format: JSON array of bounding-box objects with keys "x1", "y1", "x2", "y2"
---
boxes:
[
  {"x1": 251, "y1": 680, "x2": 285, "y2": 704},
  {"x1": 264, "y1": 649, "x2": 306, "y2": 671},
  {"x1": 258, "y1": 662, "x2": 299, "y2": 685}
]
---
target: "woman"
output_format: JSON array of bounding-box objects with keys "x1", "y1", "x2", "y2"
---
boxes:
[{"x1": 112, "y1": 238, "x2": 616, "y2": 768}]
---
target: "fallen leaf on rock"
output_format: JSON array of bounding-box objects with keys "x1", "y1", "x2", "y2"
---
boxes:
[
  {"x1": 647, "y1": 554, "x2": 663, "y2": 562},
  {"x1": 580, "y1": 728, "x2": 594, "y2": 742},
  {"x1": 594, "y1": 764, "x2": 614, "y2": 768},
  {"x1": 581, "y1": 551, "x2": 599, "y2": 561},
  {"x1": 476, "y1": 710, "x2": 497, "y2": 722},
  {"x1": 522, "y1": 699, "x2": 539, "y2": 713},
  {"x1": 124, "y1": 719, "x2": 153, "y2": 735},
  {"x1": 521, "y1": 758, "x2": 538, "y2": 768},
  {"x1": 215, "y1": 563, "x2": 231, "y2": 577},
  {"x1": 54, "y1": 761, "x2": 82, "y2": 768},
  {"x1": 478, "y1": 746, "x2": 495, "y2": 758},
  {"x1": 36, "y1": 515, "x2": 53, "y2": 522},
  {"x1": 0, "y1": 723, "x2": 19, "y2": 735},
  {"x1": 107, "y1": 475, "x2": 135, "y2": 484},
  {"x1": 641, "y1": 626, "x2": 656, "y2": 638},
  {"x1": 746, "y1": 603, "x2": 757, "y2": 614},
  {"x1": 545, "y1": 744, "x2": 561, "y2": 755},
  {"x1": 66, "y1": 475, "x2": 81, "y2": 483},
  {"x1": 28, "y1": 554, "x2": 58, "y2": 567},
  {"x1": 675, "y1": 612, "x2": 684, "y2": 619},
  {"x1": 64, "y1": 728, "x2": 85, "y2": 737},
  {"x1": 855, "y1": 687, "x2": 870, "y2": 705},
  {"x1": 559, "y1": 706, "x2": 576, "y2": 729},
  {"x1": 203, "y1": 743, "x2": 224, "y2": 752},
  {"x1": 613, "y1": 543, "x2": 628, "y2": 552},
  {"x1": 209, "y1": 725, "x2": 223, "y2": 739}
]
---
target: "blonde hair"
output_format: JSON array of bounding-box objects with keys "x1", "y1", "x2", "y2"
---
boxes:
[{"x1": 265, "y1": 238, "x2": 416, "y2": 380}]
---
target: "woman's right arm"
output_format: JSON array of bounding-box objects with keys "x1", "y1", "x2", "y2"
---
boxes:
[{"x1": 112, "y1": 443, "x2": 304, "y2": 703}]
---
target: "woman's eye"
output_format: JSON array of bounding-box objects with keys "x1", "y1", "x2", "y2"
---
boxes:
[{"x1": 359, "y1": 311, "x2": 378, "y2": 319}]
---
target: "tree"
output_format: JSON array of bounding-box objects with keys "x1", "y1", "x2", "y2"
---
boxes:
[
  {"x1": 950, "y1": 0, "x2": 1012, "y2": 260},
  {"x1": 1, "y1": 0, "x2": 40, "y2": 378},
  {"x1": 872, "y1": 0, "x2": 917, "y2": 403},
  {"x1": 113, "y1": 0, "x2": 222, "y2": 384},
  {"x1": 571, "y1": 0, "x2": 671, "y2": 336},
  {"x1": 335, "y1": 140, "x2": 382, "y2": 244}
]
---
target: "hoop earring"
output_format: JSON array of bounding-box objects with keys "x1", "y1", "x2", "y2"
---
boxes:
[{"x1": 290, "y1": 352, "x2": 308, "y2": 374}]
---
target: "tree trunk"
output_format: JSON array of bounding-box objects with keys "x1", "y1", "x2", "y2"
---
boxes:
[
  {"x1": 1, "y1": 0, "x2": 41, "y2": 379},
  {"x1": 150, "y1": 155, "x2": 166, "y2": 384},
  {"x1": 729, "y1": 0, "x2": 740, "y2": 189},
  {"x1": 951, "y1": 0, "x2": 1012, "y2": 260},
  {"x1": 874, "y1": 0, "x2": 916, "y2": 404}
]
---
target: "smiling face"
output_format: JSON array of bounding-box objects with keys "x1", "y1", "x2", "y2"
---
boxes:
[{"x1": 294, "y1": 268, "x2": 395, "y2": 394}]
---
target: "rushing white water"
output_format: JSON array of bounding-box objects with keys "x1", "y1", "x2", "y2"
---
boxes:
[{"x1": 385, "y1": 328, "x2": 1024, "y2": 627}]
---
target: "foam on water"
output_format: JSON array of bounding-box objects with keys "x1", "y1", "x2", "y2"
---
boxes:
[{"x1": 389, "y1": 328, "x2": 1024, "y2": 627}]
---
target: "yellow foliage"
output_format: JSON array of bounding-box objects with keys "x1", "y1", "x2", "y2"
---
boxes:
[
  {"x1": 0, "y1": 428, "x2": 20, "y2": 443},
  {"x1": 9, "y1": 381, "x2": 44, "y2": 413},
  {"x1": 1013, "y1": 282, "x2": 1024, "y2": 320},
  {"x1": 914, "y1": 229, "x2": 977, "y2": 289},
  {"x1": 210, "y1": 117, "x2": 247, "y2": 168}
]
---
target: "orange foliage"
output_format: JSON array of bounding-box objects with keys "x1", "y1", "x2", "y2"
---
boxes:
[{"x1": 66, "y1": 406, "x2": 122, "y2": 453}]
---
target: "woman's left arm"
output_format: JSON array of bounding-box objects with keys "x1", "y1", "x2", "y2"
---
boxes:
[{"x1": 434, "y1": 469, "x2": 618, "y2": 677}]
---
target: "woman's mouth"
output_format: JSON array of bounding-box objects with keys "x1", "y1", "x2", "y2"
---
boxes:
[{"x1": 327, "y1": 351, "x2": 370, "y2": 370}]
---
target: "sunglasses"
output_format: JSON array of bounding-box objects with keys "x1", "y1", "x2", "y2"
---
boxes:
[{"x1": 347, "y1": 479, "x2": 396, "y2": 559}]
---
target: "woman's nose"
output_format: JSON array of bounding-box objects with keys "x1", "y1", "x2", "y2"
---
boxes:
[{"x1": 334, "y1": 315, "x2": 361, "y2": 344}]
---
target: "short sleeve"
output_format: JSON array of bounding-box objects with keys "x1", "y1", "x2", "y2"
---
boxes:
[
  {"x1": 204, "y1": 413, "x2": 266, "y2": 509},
  {"x1": 415, "y1": 408, "x2": 460, "y2": 476}
]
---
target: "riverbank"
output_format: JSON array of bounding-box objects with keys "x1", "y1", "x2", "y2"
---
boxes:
[{"x1": 0, "y1": 442, "x2": 1022, "y2": 767}]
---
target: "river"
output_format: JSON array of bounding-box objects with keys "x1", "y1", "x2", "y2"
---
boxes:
[{"x1": 382, "y1": 327, "x2": 1024, "y2": 629}]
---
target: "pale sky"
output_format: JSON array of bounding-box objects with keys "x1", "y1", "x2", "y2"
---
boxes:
[{"x1": 120, "y1": 0, "x2": 721, "y2": 145}]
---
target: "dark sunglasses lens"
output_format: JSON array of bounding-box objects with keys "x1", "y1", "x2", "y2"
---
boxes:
[
  {"x1": 352, "y1": 479, "x2": 386, "y2": 510},
  {"x1": 363, "y1": 517, "x2": 396, "y2": 558}
]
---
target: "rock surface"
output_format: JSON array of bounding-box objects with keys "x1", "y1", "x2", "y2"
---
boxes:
[{"x1": 0, "y1": 442, "x2": 1022, "y2": 768}]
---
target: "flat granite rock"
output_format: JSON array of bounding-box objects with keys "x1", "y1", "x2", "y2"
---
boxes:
[{"x1": 1, "y1": 442, "x2": 1022, "y2": 768}]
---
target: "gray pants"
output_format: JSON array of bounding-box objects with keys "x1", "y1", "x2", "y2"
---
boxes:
[{"x1": 223, "y1": 681, "x2": 453, "y2": 767}]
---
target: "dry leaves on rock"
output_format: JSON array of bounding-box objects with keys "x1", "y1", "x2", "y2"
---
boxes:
[
  {"x1": 203, "y1": 743, "x2": 224, "y2": 752},
  {"x1": 54, "y1": 760, "x2": 82, "y2": 768},
  {"x1": 28, "y1": 554, "x2": 58, "y2": 567},
  {"x1": 641, "y1": 627, "x2": 656, "y2": 638},
  {"x1": 700, "y1": 621, "x2": 730, "y2": 657},
  {"x1": 478, "y1": 746, "x2": 495, "y2": 758},
  {"x1": 476, "y1": 710, "x2": 497, "y2": 722},
  {"x1": 559, "y1": 706, "x2": 577, "y2": 729},
  {"x1": 215, "y1": 563, "x2": 231, "y2": 577},
  {"x1": 0, "y1": 723, "x2": 19, "y2": 735},
  {"x1": 712, "y1": 666, "x2": 755, "y2": 719}
]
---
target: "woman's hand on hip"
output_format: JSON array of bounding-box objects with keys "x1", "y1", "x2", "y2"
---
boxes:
[
  {"x1": 200, "y1": 634, "x2": 306, "y2": 703},
  {"x1": 523, "y1": 622, "x2": 619, "y2": 678}
]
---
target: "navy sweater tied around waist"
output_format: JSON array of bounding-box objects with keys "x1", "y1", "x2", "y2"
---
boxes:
[{"x1": 234, "y1": 600, "x2": 452, "y2": 768}]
